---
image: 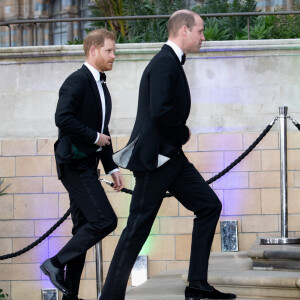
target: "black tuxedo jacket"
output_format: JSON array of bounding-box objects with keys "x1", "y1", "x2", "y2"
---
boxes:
[
  {"x1": 54, "y1": 64, "x2": 117, "y2": 177},
  {"x1": 114, "y1": 44, "x2": 191, "y2": 171}
]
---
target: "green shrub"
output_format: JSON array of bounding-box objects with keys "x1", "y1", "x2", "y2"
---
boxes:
[
  {"x1": 73, "y1": 0, "x2": 299, "y2": 43},
  {"x1": 194, "y1": 0, "x2": 258, "y2": 40},
  {"x1": 265, "y1": 4, "x2": 300, "y2": 39},
  {"x1": 203, "y1": 18, "x2": 231, "y2": 41},
  {"x1": 0, "y1": 289, "x2": 9, "y2": 299},
  {"x1": 88, "y1": 0, "x2": 189, "y2": 43},
  {"x1": 67, "y1": 37, "x2": 84, "y2": 45}
]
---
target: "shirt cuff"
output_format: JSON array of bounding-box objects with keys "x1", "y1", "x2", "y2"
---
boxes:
[
  {"x1": 94, "y1": 132, "x2": 100, "y2": 144},
  {"x1": 108, "y1": 168, "x2": 119, "y2": 175}
]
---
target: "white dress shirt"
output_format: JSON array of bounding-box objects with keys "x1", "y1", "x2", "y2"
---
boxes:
[{"x1": 166, "y1": 40, "x2": 185, "y2": 64}]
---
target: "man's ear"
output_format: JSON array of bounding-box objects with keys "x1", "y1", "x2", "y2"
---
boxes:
[
  {"x1": 181, "y1": 25, "x2": 189, "y2": 37},
  {"x1": 90, "y1": 45, "x2": 96, "y2": 57}
]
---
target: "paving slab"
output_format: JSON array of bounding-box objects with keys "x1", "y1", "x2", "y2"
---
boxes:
[{"x1": 90, "y1": 251, "x2": 300, "y2": 300}]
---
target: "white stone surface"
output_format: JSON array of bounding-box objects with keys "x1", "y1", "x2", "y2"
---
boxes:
[{"x1": 0, "y1": 39, "x2": 299, "y2": 139}]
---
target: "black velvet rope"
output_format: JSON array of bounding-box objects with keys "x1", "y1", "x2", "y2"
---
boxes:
[
  {"x1": 206, "y1": 123, "x2": 273, "y2": 184},
  {"x1": 0, "y1": 208, "x2": 71, "y2": 260},
  {"x1": 0, "y1": 120, "x2": 276, "y2": 261},
  {"x1": 289, "y1": 116, "x2": 300, "y2": 131}
]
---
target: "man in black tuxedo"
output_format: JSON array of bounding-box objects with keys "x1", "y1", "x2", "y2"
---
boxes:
[
  {"x1": 40, "y1": 29, "x2": 124, "y2": 300},
  {"x1": 101, "y1": 10, "x2": 236, "y2": 300}
]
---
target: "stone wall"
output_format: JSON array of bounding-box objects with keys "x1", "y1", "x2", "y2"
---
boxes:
[{"x1": 0, "y1": 39, "x2": 300, "y2": 299}]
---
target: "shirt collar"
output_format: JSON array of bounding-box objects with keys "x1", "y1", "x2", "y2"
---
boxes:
[
  {"x1": 166, "y1": 40, "x2": 184, "y2": 63},
  {"x1": 84, "y1": 62, "x2": 100, "y2": 82}
]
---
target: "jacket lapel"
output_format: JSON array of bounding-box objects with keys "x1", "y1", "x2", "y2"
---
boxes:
[
  {"x1": 162, "y1": 44, "x2": 191, "y2": 118},
  {"x1": 81, "y1": 65, "x2": 102, "y2": 119},
  {"x1": 102, "y1": 82, "x2": 112, "y2": 132}
]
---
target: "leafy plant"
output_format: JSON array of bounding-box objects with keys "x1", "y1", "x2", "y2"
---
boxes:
[
  {"x1": 77, "y1": 0, "x2": 299, "y2": 43},
  {"x1": 67, "y1": 37, "x2": 84, "y2": 45},
  {"x1": 90, "y1": 0, "x2": 129, "y2": 39},
  {"x1": 0, "y1": 288, "x2": 9, "y2": 299},
  {"x1": 248, "y1": 18, "x2": 273, "y2": 39},
  {"x1": 88, "y1": 0, "x2": 189, "y2": 43},
  {"x1": 265, "y1": 3, "x2": 300, "y2": 39},
  {"x1": 0, "y1": 178, "x2": 9, "y2": 196},
  {"x1": 193, "y1": 0, "x2": 259, "y2": 40},
  {"x1": 237, "y1": 17, "x2": 273, "y2": 40},
  {"x1": 203, "y1": 17, "x2": 231, "y2": 41}
]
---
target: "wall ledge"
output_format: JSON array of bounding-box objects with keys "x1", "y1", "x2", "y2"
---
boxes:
[{"x1": 0, "y1": 39, "x2": 299, "y2": 60}]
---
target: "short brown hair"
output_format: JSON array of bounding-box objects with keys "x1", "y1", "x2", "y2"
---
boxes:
[
  {"x1": 167, "y1": 10, "x2": 198, "y2": 37},
  {"x1": 83, "y1": 29, "x2": 116, "y2": 56}
]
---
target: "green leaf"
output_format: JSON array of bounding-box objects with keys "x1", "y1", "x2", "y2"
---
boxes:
[{"x1": 0, "y1": 178, "x2": 10, "y2": 196}]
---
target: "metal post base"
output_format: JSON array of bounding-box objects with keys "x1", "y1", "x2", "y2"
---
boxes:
[{"x1": 260, "y1": 237, "x2": 300, "y2": 245}]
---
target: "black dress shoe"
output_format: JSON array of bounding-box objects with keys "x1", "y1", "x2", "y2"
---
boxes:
[
  {"x1": 40, "y1": 258, "x2": 73, "y2": 297},
  {"x1": 185, "y1": 286, "x2": 236, "y2": 300},
  {"x1": 63, "y1": 297, "x2": 84, "y2": 300},
  {"x1": 62, "y1": 296, "x2": 84, "y2": 300}
]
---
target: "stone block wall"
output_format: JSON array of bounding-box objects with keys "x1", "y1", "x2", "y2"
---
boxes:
[{"x1": 1, "y1": 129, "x2": 300, "y2": 299}]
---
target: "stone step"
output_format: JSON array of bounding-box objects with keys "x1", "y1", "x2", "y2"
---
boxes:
[
  {"x1": 182, "y1": 251, "x2": 300, "y2": 300},
  {"x1": 93, "y1": 251, "x2": 300, "y2": 300},
  {"x1": 125, "y1": 267, "x2": 285, "y2": 300},
  {"x1": 126, "y1": 269, "x2": 270, "y2": 300},
  {"x1": 248, "y1": 237, "x2": 300, "y2": 270}
]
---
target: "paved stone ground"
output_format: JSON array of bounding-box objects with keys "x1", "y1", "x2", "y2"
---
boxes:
[
  {"x1": 125, "y1": 269, "x2": 276, "y2": 300},
  {"x1": 90, "y1": 251, "x2": 299, "y2": 300}
]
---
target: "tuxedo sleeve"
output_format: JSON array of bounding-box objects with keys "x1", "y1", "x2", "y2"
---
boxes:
[
  {"x1": 149, "y1": 57, "x2": 189, "y2": 145},
  {"x1": 100, "y1": 129, "x2": 118, "y2": 173},
  {"x1": 55, "y1": 73, "x2": 98, "y2": 144}
]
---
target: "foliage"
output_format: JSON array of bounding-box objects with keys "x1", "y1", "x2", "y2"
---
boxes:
[
  {"x1": 264, "y1": 3, "x2": 300, "y2": 39},
  {"x1": 193, "y1": 0, "x2": 300, "y2": 40},
  {"x1": 0, "y1": 178, "x2": 9, "y2": 196},
  {"x1": 0, "y1": 289, "x2": 9, "y2": 299},
  {"x1": 89, "y1": 0, "x2": 189, "y2": 43},
  {"x1": 193, "y1": 0, "x2": 258, "y2": 40},
  {"x1": 203, "y1": 18, "x2": 230, "y2": 41},
  {"x1": 248, "y1": 17, "x2": 273, "y2": 39},
  {"x1": 67, "y1": 37, "x2": 84, "y2": 45},
  {"x1": 237, "y1": 17, "x2": 273, "y2": 39},
  {"x1": 77, "y1": 0, "x2": 299, "y2": 43},
  {"x1": 90, "y1": 0, "x2": 128, "y2": 39}
]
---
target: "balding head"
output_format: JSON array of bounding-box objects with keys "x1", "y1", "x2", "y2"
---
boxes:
[{"x1": 167, "y1": 10, "x2": 200, "y2": 38}]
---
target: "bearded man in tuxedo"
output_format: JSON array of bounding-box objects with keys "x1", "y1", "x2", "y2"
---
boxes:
[{"x1": 40, "y1": 28, "x2": 124, "y2": 300}]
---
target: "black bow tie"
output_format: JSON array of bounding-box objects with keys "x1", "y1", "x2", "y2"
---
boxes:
[
  {"x1": 181, "y1": 54, "x2": 186, "y2": 65},
  {"x1": 100, "y1": 72, "x2": 106, "y2": 83}
]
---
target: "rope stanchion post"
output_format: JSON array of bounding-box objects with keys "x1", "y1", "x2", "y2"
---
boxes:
[
  {"x1": 95, "y1": 241, "x2": 103, "y2": 300},
  {"x1": 280, "y1": 106, "x2": 288, "y2": 239},
  {"x1": 261, "y1": 107, "x2": 300, "y2": 245}
]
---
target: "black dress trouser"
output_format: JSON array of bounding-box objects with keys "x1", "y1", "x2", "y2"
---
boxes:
[
  {"x1": 53, "y1": 155, "x2": 117, "y2": 298},
  {"x1": 101, "y1": 151, "x2": 222, "y2": 300}
]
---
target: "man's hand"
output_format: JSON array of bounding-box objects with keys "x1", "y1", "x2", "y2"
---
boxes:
[
  {"x1": 111, "y1": 171, "x2": 124, "y2": 192},
  {"x1": 96, "y1": 133, "x2": 111, "y2": 147}
]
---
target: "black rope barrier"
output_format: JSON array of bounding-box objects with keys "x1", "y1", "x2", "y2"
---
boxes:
[
  {"x1": 0, "y1": 118, "x2": 277, "y2": 261},
  {"x1": 289, "y1": 116, "x2": 300, "y2": 131},
  {"x1": 101, "y1": 119, "x2": 277, "y2": 190},
  {"x1": 100, "y1": 178, "x2": 173, "y2": 197},
  {"x1": 0, "y1": 208, "x2": 71, "y2": 260},
  {"x1": 206, "y1": 121, "x2": 275, "y2": 184}
]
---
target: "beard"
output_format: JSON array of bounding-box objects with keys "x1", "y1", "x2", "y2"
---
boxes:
[{"x1": 96, "y1": 58, "x2": 113, "y2": 72}]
